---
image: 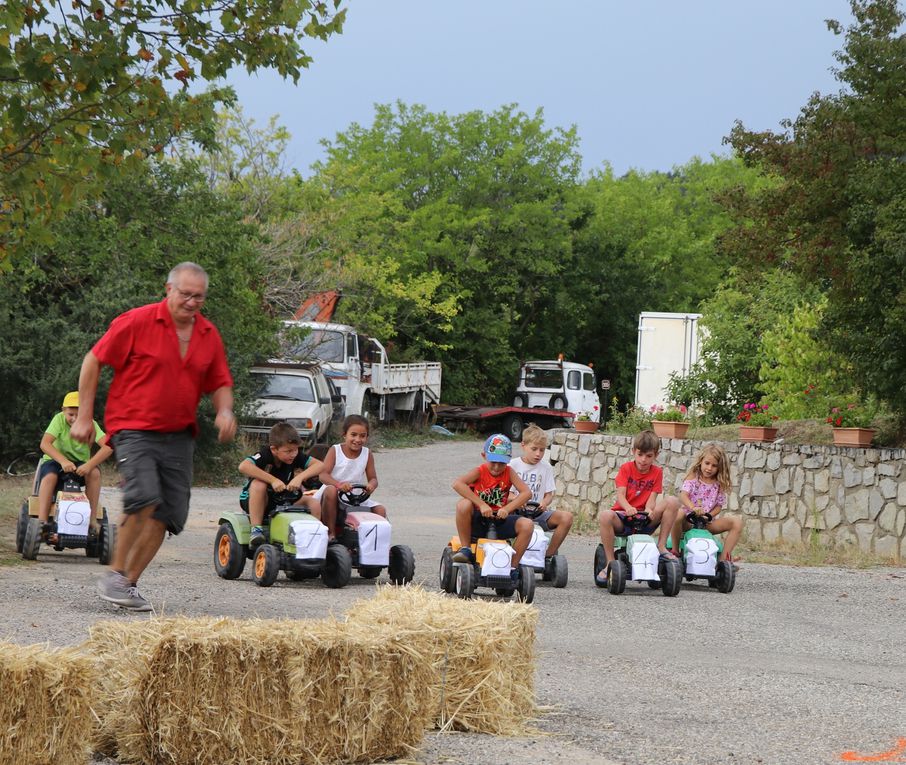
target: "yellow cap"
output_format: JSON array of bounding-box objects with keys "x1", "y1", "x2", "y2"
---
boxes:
[{"x1": 62, "y1": 391, "x2": 79, "y2": 408}]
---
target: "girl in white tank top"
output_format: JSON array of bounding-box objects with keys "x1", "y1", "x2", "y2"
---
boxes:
[{"x1": 316, "y1": 416, "x2": 386, "y2": 535}]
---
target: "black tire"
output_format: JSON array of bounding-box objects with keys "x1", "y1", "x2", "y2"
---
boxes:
[
  {"x1": 214, "y1": 523, "x2": 246, "y2": 580},
  {"x1": 454, "y1": 563, "x2": 474, "y2": 599},
  {"x1": 607, "y1": 559, "x2": 627, "y2": 595},
  {"x1": 253, "y1": 544, "x2": 281, "y2": 587},
  {"x1": 549, "y1": 394, "x2": 568, "y2": 410},
  {"x1": 516, "y1": 564, "x2": 536, "y2": 603},
  {"x1": 16, "y1": 502, "x2": 29, "y2": 553},
  {"x1": 593, "y1": 544, "x2": 608, "y2": 588},
  {"x1": 322, "y1": 544, "x2": 352, "y2": 589},
  {"x1": 501, "y1": 413, "x2": 524, "y2": 442},
  {"x1": 513, "y1": 393, "x2": 528, "y2": 408},
  {"x1": 358, "y1": 565, "x2": 383, "y2": 579},
  {"x1": 659, "y1": 557, "x2": 682, "y2": 597},
  {"x1": 439, "y1": 547, "x2": 456, "y2": 593},
  {"x1": 85, "y1": 524, "x2": 100, "y2": 558},
  {"x1": 388, "y1": 544, "x2": 415, "y2": 585},
  {"x1": 22, "y1": 517, "x2": 42, "y2": 560},
  {"x1": 549, "y1": 555, "x2": 568, "y2": 588},
  {"x1": 715, "y1": 560, "x2": 736, "y2": 594},
  {"x1": 99, "y1": 514, "x2": 117, "y2": 566}
]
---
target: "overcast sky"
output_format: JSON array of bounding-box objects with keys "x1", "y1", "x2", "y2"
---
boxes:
[{"x1": 225, "y1": 1, "x2": 855, "y2": 177}]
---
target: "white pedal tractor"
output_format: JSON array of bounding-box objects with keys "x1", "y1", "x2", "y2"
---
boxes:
[
  {"x1": 335, "y1": 485, "x2": 415, "y2": 585},
  {"x1": 19, "y1": 471, "x2": 115, "y2": 565},
  {"x1": 593, "y1": 512, "x2": 681, "y2": 597},
  {"x1": 679, "y1": 513, "x2": 735, "y2": 593},
  {"x1": 214, "y1": 491, "x2": 351, "y2": 588},
  {"x1": 515, "y1": 501, "x2": 568, "y2": 588},
  {"x1": 439, "y1": 522, "x2": 535, "y2": 603}
]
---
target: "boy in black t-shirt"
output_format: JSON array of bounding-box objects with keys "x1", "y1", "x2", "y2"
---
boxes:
[{"x1": 238, "y1": 422, "x2": 325, "y2": 549}]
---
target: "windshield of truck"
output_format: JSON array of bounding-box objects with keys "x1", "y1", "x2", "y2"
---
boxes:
[
  {"x1": 523, "y1": 366, "x2": 563, "y2": 390},
  {"x1": 253, "y1": 374, "x2": 316, "y2": 402},
  {"x1": 288, "y1": 329, "x2": 345, "y2": 363}
]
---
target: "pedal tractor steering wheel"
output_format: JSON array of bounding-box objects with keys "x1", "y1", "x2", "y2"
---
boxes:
[
  {"x1": 687, "y1": 511, "x2": 714, "y2": 529},
  {"x1": 337, "y1": 484, "x2": 371, "y2": 507}
]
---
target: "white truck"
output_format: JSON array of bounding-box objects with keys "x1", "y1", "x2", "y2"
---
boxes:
[
  {"x1": 634, "y1": 311, "x2": 702, "y2": 411},
  {"x1": 282, "y1": 320, "x2": 442, "y2": 422},
  {"x1": 434, "y1": 359, "x2": 602, "y2": 441}
]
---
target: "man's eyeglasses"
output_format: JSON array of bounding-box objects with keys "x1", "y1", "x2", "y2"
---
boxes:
[{"x1": 174, "y1": 288, "x2": 206, "y2": 303}]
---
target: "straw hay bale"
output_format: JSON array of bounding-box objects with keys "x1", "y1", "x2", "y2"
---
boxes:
[
  {"x1": 0, "y1": 642, "x2": 95, "y2": 765},
  {"x1": 86, "y1": 616, "x2": 433, "y2": 765},
  {"x1": 344, "y1": 586, "x2": 538, "y2": 735}
]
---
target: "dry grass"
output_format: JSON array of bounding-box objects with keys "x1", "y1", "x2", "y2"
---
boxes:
[
  {"x1": 344, "y1": 586, "x2": 538, "y2": 735},
  {"x1": 0, "y1": 642, "x2": 95, "y2": 765},
  {"x1": 737, "y1": 537, "x2": 902, "y2": 568},
  {"x1": 84, "y1": 615, "x2": 434, "y2": 765}
]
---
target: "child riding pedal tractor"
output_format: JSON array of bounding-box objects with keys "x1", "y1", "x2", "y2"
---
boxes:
[
  {"x1": 439, "y1": 434, "x2": 536, "y2": 603},
  {"x1": 332, "y1": 484, "x2": 415, "y2": 584},
  {"x1": 19, "y1": 391, "x2": 115, "y2": 563},
  {"x1": 214, "y1": 489, "x2": 350, "y2": 588}
]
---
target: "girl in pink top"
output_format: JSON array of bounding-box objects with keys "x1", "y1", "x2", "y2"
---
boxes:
[{"x1": 671, "y1": 444, "x2": 742, "y2": 564}]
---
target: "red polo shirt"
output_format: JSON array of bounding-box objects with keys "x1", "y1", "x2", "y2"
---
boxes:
[{"x1": 92, "y1": 299, "x2": 233, "y2": 438}]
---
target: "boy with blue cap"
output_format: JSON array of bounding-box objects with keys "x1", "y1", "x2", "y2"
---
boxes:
[{"x1": 450, "y1": 433, "x2": 534, "y2": 581}]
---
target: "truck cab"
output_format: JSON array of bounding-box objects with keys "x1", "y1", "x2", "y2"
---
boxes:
[{"x1": 513, "y1": 360, "x2": 601, "y2": 422}]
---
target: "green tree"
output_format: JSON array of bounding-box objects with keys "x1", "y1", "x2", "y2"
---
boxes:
[
  {"x1": 723, "y1": 0, "x2": 906, "y2": 417},
  {"x1": 0, "y1": 161, "x2": 274, "y2": 466},
  {"x1": 0, "y1": 0, "x2": 345, "y2": 261},
  {"x1": 301, "y1": 102, "x2": 582, "y2": 402}
]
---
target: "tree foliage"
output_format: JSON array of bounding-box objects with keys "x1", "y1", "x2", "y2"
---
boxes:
[
  {"x1": 0, "y1": 161, "x2": 275, "y2": 464},
  {"x1": 0, "y1": 0, "x2": 345, "y2": 261},
  {"x1": 722, "y1": 0, "x2": 906, "y2": 417}
]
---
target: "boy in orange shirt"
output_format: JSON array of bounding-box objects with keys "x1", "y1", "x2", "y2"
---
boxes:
[{"x1": 595, "y1": 429, "x2": 680, "y2": 585}]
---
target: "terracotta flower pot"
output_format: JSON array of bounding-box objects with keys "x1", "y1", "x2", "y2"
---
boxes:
[
  {"x1": 832, "y1": 427, "x2": 876, "y2": 447},
  {"x1": 738, "y1": 425, "x2": 779, "y2": 443},
  {"x1": 650, "y1": 420, "x2": 689, "y2": 439},
  {"x1": 573, "y1": 420, "x2": 599, "y2": 433}
]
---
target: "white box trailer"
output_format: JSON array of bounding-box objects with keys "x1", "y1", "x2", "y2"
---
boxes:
[{"x1": 634, "y1": 312, "x2": 702, "y2": 412}]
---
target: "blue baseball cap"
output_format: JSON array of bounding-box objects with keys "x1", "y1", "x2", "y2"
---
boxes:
[{"x1": 483, "y1": 434, "x2": 512, "y2": 463}]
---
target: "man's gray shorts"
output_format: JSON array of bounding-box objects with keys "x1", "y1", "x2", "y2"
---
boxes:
[{"x1": 112, "y1": 429, "x2": 195, "y2": 534}]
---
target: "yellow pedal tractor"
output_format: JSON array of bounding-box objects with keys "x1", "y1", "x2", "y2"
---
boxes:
[
  {"x1": 439, "y1": 522, "x2": 535, "y2": 603},
  {"x1": 18, "y1": 470, "x2": 115, "y2": 564}
]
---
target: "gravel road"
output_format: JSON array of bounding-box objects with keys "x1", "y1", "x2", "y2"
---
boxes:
[{"x1": 2, "y1": 439, "x2": 904, "y2": 765}]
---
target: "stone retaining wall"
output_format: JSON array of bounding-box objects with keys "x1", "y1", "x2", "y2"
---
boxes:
[{"x1": 548, "y1": 430, "x2": 906, "y2": 559}]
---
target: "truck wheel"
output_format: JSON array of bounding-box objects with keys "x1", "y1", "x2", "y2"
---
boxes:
[
  {"x1": 549, "y1": 394, "x2": 568, "y2": 410},
  {"x1": 502, "y1": 413, "x2": 524, "y2": 442},
  {"x1": 513, "y1": 393, "x2": 528, "y2": 408},
  {"x1": 439, "y1": 547, "x2": 456, "y2": 593},
  {"x1": 253, "y1": 544, "x2": 281, "y2": 587},
  {"x1": 99, "y1": 513, "x2": 117, "y2": 566},
  {"x1": 22, "y1": 518, "x2": 42, "y2": 560},
  {"x1": 322, "y1": 544, "x2": 352, "y2": 588},
  {"x1": 549, "y1": 555, "x2": 568, "y2": 588},
  {"x1": 515, "y1": 564, "x2": 536, "y2": 603}
]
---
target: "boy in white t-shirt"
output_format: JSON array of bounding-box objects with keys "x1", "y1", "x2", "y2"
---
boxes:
[{"x1": 509, "y1": 424, "x2": 573, "y2": 557}]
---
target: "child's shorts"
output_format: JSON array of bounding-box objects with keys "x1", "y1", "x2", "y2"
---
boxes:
[
  {"x1": 240, "y1": 490, "x2": 304, "y2": 516},
  {"x1": 470, "y1": 510, "x2": 520, "y2": 540},
  {"x1": 615, "y1": 511, "x2": 657, "y2": 535},
  {"x1": 37, "y1": 458, "x2": 85, "y2": 485},
  {"x1": 533, "y1": 509, "x2": 555, "y2": 532}
]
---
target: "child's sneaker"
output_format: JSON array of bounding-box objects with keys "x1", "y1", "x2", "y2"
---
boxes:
[
  {"x1": 451, "y1": 546, "x2": 474, "y2": 564},
  {"x1": 509, "y1": 567, "x2": 521, "y2": 584},
  {"x1": 249, "y1": 526, "x2": 266, "y2": 550}
]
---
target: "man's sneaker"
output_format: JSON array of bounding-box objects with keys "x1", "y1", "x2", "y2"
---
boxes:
[
  {"x1": 249, "y1": 527, "x2": 266, "y2": 550},
  {"x1": 451, "y1": 546, "x2": 474, "y2": 564},
  {"x1": 97, "y1": 571, "x2": 134, "y2": 607},
  {"x1": 122, "y1": 585, "x2": 154, "y2": 612}
]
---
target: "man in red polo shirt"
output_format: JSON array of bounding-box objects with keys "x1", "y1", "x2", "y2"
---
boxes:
[{"x1": 72, "y1": 262, "x2": 236, "y2": 611}]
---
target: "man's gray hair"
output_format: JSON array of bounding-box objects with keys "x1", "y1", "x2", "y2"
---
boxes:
[{"x1": 167, "y1": 262, "x2": 209, "y2": 290}]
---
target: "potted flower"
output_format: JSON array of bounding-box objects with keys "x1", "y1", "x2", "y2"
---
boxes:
[
  {"x1": 573, "y1": 406, "x2": 599, "y2": 433},
  {"x1": 826, "y1": 402, "x2": 876, "y2": 447},
  {"x1": 736, "y1": 402, "x2": 779, "y2": 443},
  {"x1": 649, "y1": 404, "x2": 690, "y2": 439}
]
